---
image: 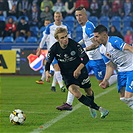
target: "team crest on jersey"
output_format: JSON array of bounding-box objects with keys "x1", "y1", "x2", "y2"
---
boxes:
[
  {"x1": 64, "y1": 54, "x2": 69, "y2": 58},
  {"x1": 71, "y1": 51, "x2": 76, "y2": 56}
]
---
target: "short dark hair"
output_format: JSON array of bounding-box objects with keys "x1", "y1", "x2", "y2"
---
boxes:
[
  {"x1": 94, "y1": 25, "x2": 108, "y2": 34},
  {"x1": 75, "y1": 6, "x2": 86, "y2": 12}
]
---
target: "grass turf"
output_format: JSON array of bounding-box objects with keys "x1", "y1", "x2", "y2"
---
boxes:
[{"x1": 0, "y1": 75, "x2": 133, "y2": 133}]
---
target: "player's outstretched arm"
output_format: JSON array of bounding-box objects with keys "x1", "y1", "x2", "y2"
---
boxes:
[
  {"x1": 36, "y1": 33, "x2": 49, "y2": 56},
  {"x1": 123, "y1": 43, "x2": 133, "y2": 53},
  {"x1": 84, "y1": 38, "x2": 99, "y2": 51},
  {"x1": 99, "y1": 61, "x2": 114, "y2": 89}
]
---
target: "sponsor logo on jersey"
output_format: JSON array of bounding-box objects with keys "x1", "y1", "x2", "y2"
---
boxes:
[{"x1": 81, "y1": 77, "x2": 90, "y2": 85}]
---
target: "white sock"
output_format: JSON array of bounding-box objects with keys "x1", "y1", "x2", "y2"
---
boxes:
[
  {"x1": 66, "y1": 91, "x2": 75, "y2": 105},
  {"x1": 41, "y1": 67, "x2": 45, "y2": 81},
  {"x1": 108, "y1": 74, "x2": 117, "y2": 86},
  {"x1": 120, "y1": 97, "x2": 126, "y2": 103},
  {"x1": 125, "y1": 97, "x2": 133, "y2": 109},
  {"x1": 51, "y1": 74, "x2": 56, "y2": 87},
  {"x1": 54, "y1": 71, "x2": 64, "y2": 88}
]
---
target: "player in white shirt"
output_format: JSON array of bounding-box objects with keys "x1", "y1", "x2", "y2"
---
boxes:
[
  {"x1": 56, "y1": 7, "x2": 117, "y2": 117},
  {"x1": 36, "y1": 12, "x2": 71, "y2": 92},
  {"x1": 36, "y1": 19, "x2": 51, "y2": 85},
  {"x1": 93, "y1": 25, "x2": 133, "y2": 109}
]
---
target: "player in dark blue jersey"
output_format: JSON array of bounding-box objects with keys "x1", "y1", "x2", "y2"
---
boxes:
[{"x1": 45, "y1": 27, "x2": 109, "y2": 118}]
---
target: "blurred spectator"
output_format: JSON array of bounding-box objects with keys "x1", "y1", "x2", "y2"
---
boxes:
[
  {"x1": 0, "y1": 0, "x2": 9, "y2": 17},
  {"x1": 7, "y1": 0, "x2": 18, "y2": 17},
  {"x1": 0, "y1": 17, "x2": 5, "y2": 37},
  {"x1": 29, "y1": 2, "x2": 40, "y2": 27},
  {"x1": 121, "y1": 0, "x2": 133, "y2": 17},
  {"x1": 40, "y1": 0, "x2": 53, "y2": 12},
  {"x1": 108, "y1": 25, "x2": 124, "y2": 39},
  {"x1": 0, "y1": 10, "x2": 3, "y2": 16},
  {"x1": 101, "y1": 0, "x2": 110, "y2": 16},
  {"x1": 124, "y1": 29, "x2": 133, "y2": 44},
  {"x1": 90, "y1": 0, "x2": 100, "y2": 18},
  {"x1": 65, "y1": 0, "x2": 76, "y2": 16},
  {"x1": 111, "y1": 0, "x2": 123, "y2": 17},
  {"x1": 75, "y1": 0, "x2": 89, "y2": 10},
  {"x1": 17, "y1": 0, "x2": 31, "y2": 17},
  {"x1": 52, "y1": 0, "x2": 66, "y2": 18},
  {"x1": 3, "y1": 16, "x2": 16, "y2": 39},
  {"x1": 16, "y1": 16, "x2": 31, "y2": 39},
  {"x1": 32, "y1": 0, "x2": 42, "y2": 8},
  {"x1": 40, "y1": 6, "x2": 53, "y2": 27}
]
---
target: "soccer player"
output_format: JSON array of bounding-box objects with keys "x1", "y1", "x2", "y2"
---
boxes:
[
  {"x1": 36, "y1": 19, "x2": 51, "y2": 85},
  {"x1": 93, "y1": 25, "x2": 133, "y2": 109},
  {"x1": 45, "y1": 27, "x2": 109, "y2": 118},
  {"x1": 36, "y1": 12, "x2": 71, "y2": 92},
  {"x1": 56, "y1": 7, "x2": 117, "y2": 115}
]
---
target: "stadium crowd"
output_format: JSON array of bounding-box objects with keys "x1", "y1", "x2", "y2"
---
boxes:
[{"x1": 0, "y1": 0, "x2": 133, "y2": 44}]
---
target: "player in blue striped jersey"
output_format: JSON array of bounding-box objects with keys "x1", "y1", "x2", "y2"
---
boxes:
[{"x1": 93, "y1": 25, "x2": 133, "y2": 109}]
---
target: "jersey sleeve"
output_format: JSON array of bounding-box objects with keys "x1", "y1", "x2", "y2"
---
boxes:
[
  {"x1": 76, "y1": 42, "x2": 86, "y2": 58},
  {"x1": 45, "y1": 45, "x2": 56, "y2": 71},
  {"x1": 45, "y1": 24, "x2": 51, "y2": 35},
  {"x1": 75, "y1": 41, "x2": 89, "y2": 64},
  {"x1": 85, "y1": 21, "x2": 95, "y2": 38},
  {"x1": 110, "y1": 36, "x2": 126, "y2": 51},
  {"x1": 39, "y1": 25, "x2": 52, "y2": 48},
  {"x1": 39, "y1": 33, "x2": 49, "y2": 48}
]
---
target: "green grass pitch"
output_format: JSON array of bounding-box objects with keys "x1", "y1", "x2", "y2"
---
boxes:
[{"x1": 0, "y1": 75, "x2": 133, "y2": 133}]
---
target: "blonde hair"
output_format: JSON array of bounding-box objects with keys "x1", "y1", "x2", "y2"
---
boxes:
[
  {"x1": 54, "y1": 11, "x2": 62, "y2": 16},
  {"x1": 54, "y1": 27, "x2": 68, "y2": 39}
]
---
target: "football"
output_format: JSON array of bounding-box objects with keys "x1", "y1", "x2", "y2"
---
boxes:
[{"x1": 9, "y1": 109, "x2": 26, "y2": 125}]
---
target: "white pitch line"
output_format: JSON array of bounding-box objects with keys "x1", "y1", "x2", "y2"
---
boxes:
[{"x1": 31, "y1": 86, "x2": 116, "y2": 133}]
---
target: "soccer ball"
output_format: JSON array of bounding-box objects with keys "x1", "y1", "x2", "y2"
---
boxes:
[{"x1": 9, "y1": 109, "x2": 26, "y2": 125}]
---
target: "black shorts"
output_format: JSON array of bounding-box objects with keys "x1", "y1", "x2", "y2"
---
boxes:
[{"x1": 62, "y1": 68, "x2": 91, "y2": 89}]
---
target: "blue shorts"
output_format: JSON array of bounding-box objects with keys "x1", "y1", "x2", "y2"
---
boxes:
[
  {"x1": 86, "y1": 59, "x2": 106, "y2": 80},
  {"x1": 117, "y1": 70, "x2": 133, "y2": 93}
]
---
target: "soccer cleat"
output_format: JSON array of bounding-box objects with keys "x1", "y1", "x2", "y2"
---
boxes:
[
  {"x1": 56, "y1": 103, "x2": 72, "y2": 111},
  {"x1": 36, "y1": 80, "x2": 44, "y2": 84},
  {"x1": 61, "y1": 86, "x2": 66, "y2": 92},
  {"x1": 51, "y1": 86, "x2": 56, "y2": 92},
  {"x1": 99, "y1": 107, "x2": 109, "y2": 119},
  {"x1": 89, "y1": 107, "x2": 97, "y2": 118}
]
